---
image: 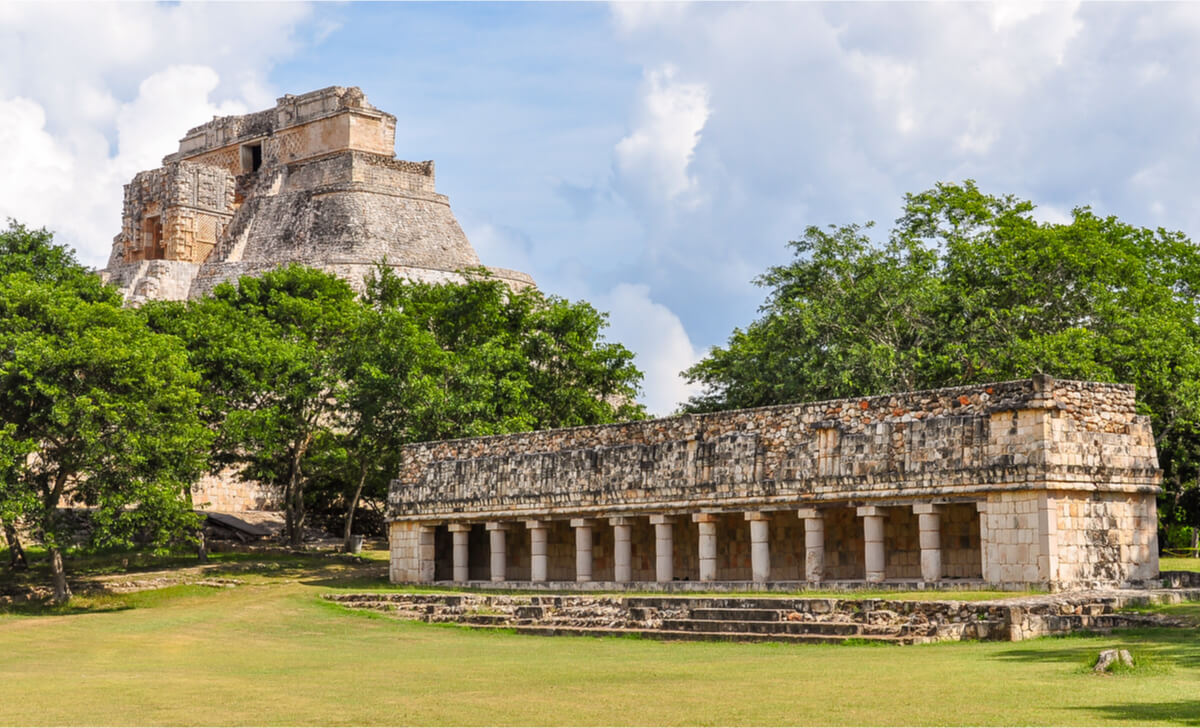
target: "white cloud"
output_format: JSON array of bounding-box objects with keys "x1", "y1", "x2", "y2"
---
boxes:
[
  {"x1": 0, "y1": 3, "x2": 313, "y2": 267},
  {"x1": 613, "y1": 65, "x2": 710, "y2": 214},
  {"x1": 595, "y1": 283, "x2": 703, "y2": 417},
  {"x1": 114, "y1": 67, "x2": 248, "y2": 176}
]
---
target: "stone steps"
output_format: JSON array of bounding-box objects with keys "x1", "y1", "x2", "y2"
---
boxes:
[
  {"x1": 688, "y1": 607, "x2": 788, "y2": 621},
  {"x1": 324, "y1": 589, "x2": 1196, "y2": 644},
  {"x1": 660, "y1": 618, "x2": 867, "y2": 636},
  {"x1": 503, "y1": 624, "x2": 909, "y2": 645}
]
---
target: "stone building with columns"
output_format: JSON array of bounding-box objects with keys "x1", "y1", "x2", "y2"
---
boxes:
[{"x1": 387, "y1": 376, "x2": 1161, "y2": 590}]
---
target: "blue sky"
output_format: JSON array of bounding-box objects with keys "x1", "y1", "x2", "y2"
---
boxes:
[{"x1": 3, "y1": 2, "x2": 1200, "y2": 415}]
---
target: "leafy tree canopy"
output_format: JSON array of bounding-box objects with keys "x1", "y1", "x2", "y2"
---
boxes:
[
  {"x1": 309, "y1": 268, "x2": 646, "y2": 548},
  {"x1": 0, "y1": 223, "x2": 211, "y2": 601},
  {"x1": 684, "y1": 181, "x2": 1200, "y2": 536}
]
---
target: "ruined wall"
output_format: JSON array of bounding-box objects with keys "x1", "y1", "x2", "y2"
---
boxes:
[
  {"x1": 1051, "y1": 491, "x2": 1159, "y2": 586},
  {"x1": 191, "y1": 467, "x2": 283, "y2": 512},
  {"x1": 107, "y1": 162, "x2": 235, "y2": 267},
  {"x1": 390, "y1": 377, "x2": 1160, "y2": 521},
  {"x1": 170, "y1": 86, "x2": 395, "y2": 172}
]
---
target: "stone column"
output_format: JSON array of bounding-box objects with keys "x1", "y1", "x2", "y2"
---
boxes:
[
  {"x1": 746, "y1": 512, "x2": 771, "y2": 583},
  {"x1": 650, "y1": 515, "x2": 674, "y2": 583},
  {"x1": 486, "y1": 522, "x2": 508, "y2": 582},
  {"x1": 448, "y1": 523, "x2": 471, "y2": 583},
  {"x1": 857, "y1": 506, "x2": 885, "y2": 583},
  {"x1": 913, "y1": 504, "x2": 942, "y2": 583},
  {"x1": 526, "y1": 520, "x2": 548, "y2": 583},
  {"x1": 570, "y1": 518, "x2": 596, "y2": 583},
  {"x1": 417, "y1": 524, "x2": 438, "y2": 583},
  {"x1": 609, "y1": 517, "x2": 633, "y2": 583},
  {"x1": 797, "y1": 507, "x2": 824, "y2": 583},
  {"x1": 693, "y1": 513, "x2": 719, "y2": 582},
  {"x1": 976, "y1": 501, "x2": 991, "y2": 583}
]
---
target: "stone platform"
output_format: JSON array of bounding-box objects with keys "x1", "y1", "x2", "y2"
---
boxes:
[{"x1": 326, "y1": 586, "x2": 1198, "y2": 644}]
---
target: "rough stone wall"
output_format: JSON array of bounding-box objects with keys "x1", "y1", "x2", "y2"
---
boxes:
[
  {"x1": 191, "y1": 467, "x2": 283, "y2": 512},
  {"x1": 108, "y1": 162, "x2": 235, "y2": 266},
  {"x1": 389, "y1": 521, "x2": 422, "y2": 583},
  {"x1": 100, "y1": 260, "x2": 201, "y2": 305},
  {"x1": 1052, "y1": 491, "x2": 1159, "y2": 586},
  {"x1": 981, "y1": 491, "x2": 1050, "y2": 585},
  {"x1": 391, "y1": 377, "x2": 1159, "y2": 520}
]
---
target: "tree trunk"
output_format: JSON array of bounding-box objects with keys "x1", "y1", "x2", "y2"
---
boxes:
[
  {"x1": 3, "y1": 521, "x2": 28, "y2": 570},
  {"x1": 196, "y1": 528, "x2": 208, "y2": 563},
  {"x1": 1192, "y1": 528, "x2": 1199, "y2": 559},
  {"x1": 343, "y1": 460, "x2": 369, "y2": 553},
  {"x1": 285, "y1": 434, "x2": 313, "y2": 548},
  {"x1": 49, "y1": 546, "x2": 71, "y2": 604}
]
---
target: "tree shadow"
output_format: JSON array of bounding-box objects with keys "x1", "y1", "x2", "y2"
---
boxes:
[
  {"x1": 992, "y1": 626, "x2": 1200, "y2": 669},
  {"x1": 1074, "y1": 700, "x2": 1200, "y2": 726}
]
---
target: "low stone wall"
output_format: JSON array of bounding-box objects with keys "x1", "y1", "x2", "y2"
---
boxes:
[
  {"x1": 328, "y1": 588, "x2": 1199, "y2": 643},
  {"x1": 191, "y1": 467, "x2": 283, "y2": 512}
]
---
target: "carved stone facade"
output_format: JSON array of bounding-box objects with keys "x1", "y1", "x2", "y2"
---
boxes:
[
  {"x1": 388, "y1": 376, "x2": 1161, "y2": 589},
  {"x1": 100, "y1": 86, "x2": 534, "y2": 305}
]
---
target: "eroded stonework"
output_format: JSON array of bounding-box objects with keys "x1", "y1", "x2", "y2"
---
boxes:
[
  {"x1": 388, "y1": 376, "x2": 1162, "y2": 589},
  {"x1": 100, "y1": 86, "x2": 534, "y2": 305}
]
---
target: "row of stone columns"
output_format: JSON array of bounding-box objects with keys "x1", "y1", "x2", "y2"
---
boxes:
[{"x1": 439, "y1": 502, "x2": 957, "y2": 584}]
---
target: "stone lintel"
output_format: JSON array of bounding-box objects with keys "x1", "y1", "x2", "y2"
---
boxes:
[
  {"x1": 796, "y1": 507, "x2": 822, "y2": 520},
  {"x1": 649, "y1": 514, "x2": 675, "y2": 525},
  {"x1": 608, "y1": 516, "x2": 635, "y2": 526},
  {"x1": 692, "y1": 513, "x2": 720, "y2": 523},
  {"x1": 856, "y1": 506, "x2": 885, "y2": 518},
  {"x1": 912, "y1": 503, "x2": 944, "y2": 515},
  {"x1": 485, "y1": 522, "x2": 511, "y2": 531},
  {"x1": 570, "y1": 518, "x2": 598, "y2": 529},
  {"x1": 447, "y1": 523, "x2": 472, "y2": 533},
  {"x1": 417, "y1": 521, "x2": 442, "y2": 530},
  {"x1": 744, "y1": 511, "x2": 770, "y2": 522}
]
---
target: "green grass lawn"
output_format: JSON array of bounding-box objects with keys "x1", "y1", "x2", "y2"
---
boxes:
[
  {"x1": 1160, "y1": 556, "x2": 1200, "y2": 573},
  {"x1": 1, "y1": 549, "x2": 1199, "y2": 726}
]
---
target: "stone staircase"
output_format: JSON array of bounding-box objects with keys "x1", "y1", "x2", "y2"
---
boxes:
[{"x1": 323, "y1": 593, "x2": 1010, "y2": 644}]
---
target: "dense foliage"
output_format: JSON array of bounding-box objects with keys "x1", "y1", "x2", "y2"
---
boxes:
[
  {"x1": 0, "y1": 222, "x2": 210, "y2": 601},
  {"x1": 684, "y1": 181, "x2": 1200, "y2": 546},
  {"x1": 147, "y1": 266, "x2": 645, "y2": 548}
]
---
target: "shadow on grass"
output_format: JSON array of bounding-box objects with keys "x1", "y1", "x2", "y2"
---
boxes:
[
  {"x1": 993, "y1": 626, "x2": 1200, "y2": 670},
  {"x1": 1074, "y1": 699, "x2": 1200, "y2": 726}
]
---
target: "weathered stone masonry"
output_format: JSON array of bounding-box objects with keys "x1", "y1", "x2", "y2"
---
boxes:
[
  {"x1": 100, "y1": 85, "x2": 535, "y2": 305},
  {"x1": 388, "y1": 376, "x2": 1161, "y2": 589}
]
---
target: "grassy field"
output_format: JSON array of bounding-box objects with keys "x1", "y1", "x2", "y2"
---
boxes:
[
  {"x1": 1, "y1": 549, "x2": 1199, "y2": 726},
  {"x1": 1160, "y1": 555, "x2": 1200, "y2": 572}
]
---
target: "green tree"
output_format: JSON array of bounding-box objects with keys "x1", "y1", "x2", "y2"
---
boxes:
[
  {"x1": 0, "y1": 223, "x2": 211, "y2": 601},
  {"x1": 685, "y1": 181, "x2": 1200, "y2": 541},
  {"x1": 309, "y1": 268, "x2": 646, "y2": 549},
  {"x1": 163, "y1": 265, "x2": 362, "y2": 547}
]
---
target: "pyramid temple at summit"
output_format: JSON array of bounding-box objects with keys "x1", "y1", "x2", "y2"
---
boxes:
[{"x1": 101, "y1": 86, "x2": 533, "y2": 304}]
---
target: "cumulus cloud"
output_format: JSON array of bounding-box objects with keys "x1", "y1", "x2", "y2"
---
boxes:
[
  {"x1": 594, "y1": 283, "x2": 703, "y2": 417},
  {"x1": 591, "y1": 0, "x2": 1200, "y2": 356},
  {"x1": 613, "y1": 65, "x2": 710, "y2": 216},
  {"x1": 0, "y1": 3, "x2": 312, "y2": 266}
]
